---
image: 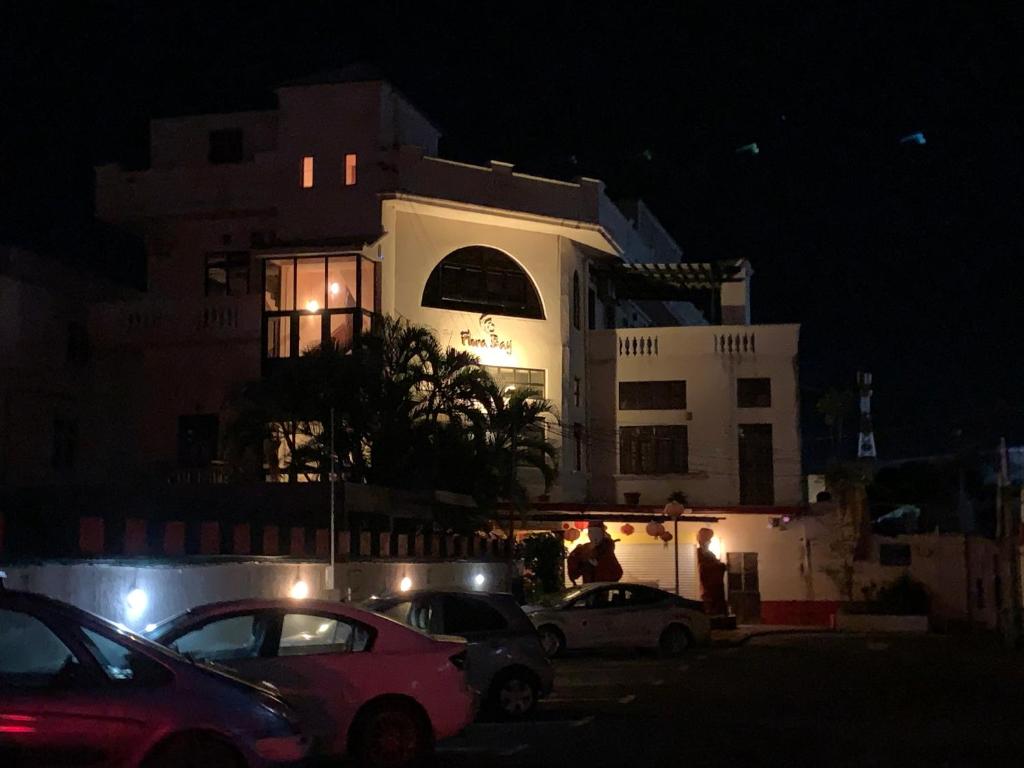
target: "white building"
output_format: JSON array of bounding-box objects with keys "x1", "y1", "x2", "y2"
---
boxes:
[{"x1": 91, "y1": 66, "x2": 807, "y2": 620}]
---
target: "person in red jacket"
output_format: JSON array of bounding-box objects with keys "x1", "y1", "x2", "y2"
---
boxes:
[{"x1": 567, "y1": 521, "x2": 623, "y2": 584}]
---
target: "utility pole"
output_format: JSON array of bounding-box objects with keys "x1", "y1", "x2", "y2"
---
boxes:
[
  {"x1": 856, "y1": 371, "x2": 877, "y2": 459},
  {"x1": 997, "y1": 436, "x2": 1021, "y2": 647},
  {"x1": 326, "y1": 407, "x2": 337, "y2": 593}
]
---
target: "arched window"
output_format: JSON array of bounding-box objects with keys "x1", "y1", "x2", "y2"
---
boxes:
[
  {"x1": 421, "y1": 246, "x2": 544, "y2": 319},
  {"x1": 572, "y1": 271, "x2": 581, "y2": 330}
]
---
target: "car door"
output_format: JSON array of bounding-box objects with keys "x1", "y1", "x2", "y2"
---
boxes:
[
  {"x1": 227, "y1": 610, "x2": 374, "y2": 755},
  {"x1": 562, "y1": 587, "x2": 619, "y2": 649},
  {"x1": 592, "y1": 586, "x2": 633, "y2": 646},
  {"x1": 438, "y1": 595, "x2": 509, "y2": 694},
  {"x1": 0, "y1": 607, "x2": 149, "y2": 767},
  {"x1": 616, "y1": 586, "x2": 669, "y2": 646}
]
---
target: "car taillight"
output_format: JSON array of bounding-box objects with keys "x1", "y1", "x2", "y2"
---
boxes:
[{"x1": 449, "y1": 650, "x2": 467, "y2": 670}]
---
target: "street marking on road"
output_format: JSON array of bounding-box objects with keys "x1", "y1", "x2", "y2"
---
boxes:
[
  {"x1": 618, "y1": 694, "x2": 636, "y2": 704},
  {"x1": 500, "y1": 744, "x2": 528, "y2": 757},
  {"x1": 572, "y1": 715, "x2": 596, "y2": 728},
  {"x1": 544, "y1": 697, "x2": 621, "y2": 703}
]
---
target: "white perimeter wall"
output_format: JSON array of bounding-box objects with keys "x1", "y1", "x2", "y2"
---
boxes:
[{"x1": 0, "y1": 559, "x2": 509, "y2": 632}]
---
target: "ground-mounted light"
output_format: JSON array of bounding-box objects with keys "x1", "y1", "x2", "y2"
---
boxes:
[
  {"x1": 289, "y1": 580, "x2": 310, "y2": 599},
  {"x1": 125, "y1": 588, "x2": 148, "y2": 620},
  {"x1": 399, "y1": 576, "x2": 412, "y2": 592}
]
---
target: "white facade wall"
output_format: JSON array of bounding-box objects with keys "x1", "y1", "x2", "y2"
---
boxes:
[{"x1": 589, "y1": 324, "x2": 801, "y2": 506}]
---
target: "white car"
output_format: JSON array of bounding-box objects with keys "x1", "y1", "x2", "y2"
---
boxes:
[
  {"x1": 524, "y1": 582, "x2": 711, "y2": 657},
  {"x1": 146, "y1": 599, "x2": 475, "y2": 768}
]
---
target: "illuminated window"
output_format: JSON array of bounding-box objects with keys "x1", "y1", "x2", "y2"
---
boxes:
[
  {"x1": 422, "y1": 246, "x2": 544, "y2": 319},
  {"x1": 483, "y1": 366, "x2": 546, "y2": 398},
  {"x1": 302, "y1": 156, "x2": 314, "y2": 188},
  {"x1": 345, "y1": 153, "x2": 358, "y2": 186}
]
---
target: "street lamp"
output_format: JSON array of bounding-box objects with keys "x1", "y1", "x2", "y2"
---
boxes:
[{"x1": 663, "y1": 501, "x2": 687, "y2": 595}]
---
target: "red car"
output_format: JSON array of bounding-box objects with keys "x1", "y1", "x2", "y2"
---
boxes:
[
  {"x1": 147, "y1": 599, "x2": 476, "y2": 767},
  {"x1": 0, "y1": 586, "x2": 310, "y2": 768}
]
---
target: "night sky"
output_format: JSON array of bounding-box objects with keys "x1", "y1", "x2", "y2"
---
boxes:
[{"x1": 3, "y1": 2, "x2": 1022, "y2": 467}]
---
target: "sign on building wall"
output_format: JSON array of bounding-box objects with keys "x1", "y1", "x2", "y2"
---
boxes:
[{"x1": 459, "y1": 314, "x2": 513, "y2": 357}]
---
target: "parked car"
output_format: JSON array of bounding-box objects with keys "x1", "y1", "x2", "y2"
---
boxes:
[
  {"x1": 524, "y1": 582, "x2": 711, "y2": 657},
  {"x1": 0, "y1": 588, "x2": 309, "y2": 768},
  {"x1": 145, "y1": 599, "x2": 475, "y2": 768},
  {"x1": 364, "y1": 590, "x2": 554, "y2": 719}
]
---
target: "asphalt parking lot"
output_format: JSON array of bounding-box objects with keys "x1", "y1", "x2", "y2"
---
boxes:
[{"x1": 436, "y1": 632, "x2": 1024, "y2": 767}]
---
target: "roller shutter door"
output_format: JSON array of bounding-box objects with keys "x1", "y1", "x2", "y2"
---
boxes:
[{"x1": 613, "y1": 541, "x2": 700, "y2": 599}]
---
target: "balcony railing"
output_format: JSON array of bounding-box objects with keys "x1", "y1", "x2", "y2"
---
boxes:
[
  {"x1": 91, "y1": 295, "x2": 262, "y2": 348},
  {"x1": 618, "y1": 334, "x2": 659, "y2": 357}
]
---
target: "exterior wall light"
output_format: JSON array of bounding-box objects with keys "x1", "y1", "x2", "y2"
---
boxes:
[
  {"x1": 399, "y1": 576, "x2": 412, "y2": 592},
  {"x1": 125, "y1": 588, "x2": 148, "y2": 620},
  {"x1": 289, "y1": 580, "x2": 310, "y2": 599},
  {"x1": 473, "y1": 573, "x2": 486, "y2": 588}
]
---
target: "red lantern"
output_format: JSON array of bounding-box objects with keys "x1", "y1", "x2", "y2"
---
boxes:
[
  {"x1": 620, "y1": 523, "x2": 634, "y2": 536},
  {"x1": 564, "y1": 528, "x2": 581, "y2": 542},
  {"x1": 646, "y1": 521, "x2": 665, "y2": 538},
  {"x1": 561, "y1": 522, "x2": 571, "y2": 530},
  {"x1": 574, "y1": 520, "x2": 589, "y2": 530},
  {"x1": 660, "y1": 531, "x2": 673, "y2": 542}
]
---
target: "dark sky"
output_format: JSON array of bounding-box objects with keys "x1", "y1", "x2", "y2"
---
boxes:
[{"x1": 2, "y1": 1, "x2": 1022, "y2": 466}]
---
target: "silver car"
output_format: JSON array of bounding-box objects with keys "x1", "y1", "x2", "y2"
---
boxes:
[
  {"x1": 365, "y1": 591, "x2": 554, "y2": 719},
  {"x1": 0, "y1": 588, "x2": 309, "y2": 768},
  {"x1": 524, "y1": 582, "x2": 711, "y2": 657}
]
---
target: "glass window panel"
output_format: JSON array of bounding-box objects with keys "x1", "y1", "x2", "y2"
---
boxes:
[
  {"x1": 0, "y1": 610, "x2": 77, "y2": 687},
  {"x1": 80, "y1": 628, "x2": 140, "y2": 682},
  {"x1": 302, "y1": 156, "x2": 314, "y2": 188},
  {"x1": 361, "y1": 312, "x2": 372, "y2": 335},
  {"x1": 345, "y1": 153, "x2": 358, "y2": 186},
  {"x1": 330, "y1": 314, "x2": 354, "y2": 351},
  {"x1": 206, "y1": 263, "x2": 227, "y2": 296},
  {"x1": 266, "y1": 316, "x2": 291, "y2": 358},
  {"x1": 299, "y1": 313, "x2": 323, "y2": 355},
  {"x1": 361, "y1": 258, "x2": 377, "y2": 312},
  {"x1": 296, "y1": 258, "x2": 326, "y2": 312},
  {"x1": 279, "y1": 613, "x2": 369, "y2": 655},
  {"x1": 264, "y1": 258, "x2": 294, "y2": 311},
  {"x1": 173, "y1": 615, "x2": 263, "y2": 661},
  {"x1": 328, "y1": 256, "x2": 357, "y2": 309}
]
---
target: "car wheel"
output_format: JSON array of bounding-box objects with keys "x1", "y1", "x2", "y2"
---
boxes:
[
  {"x1": 659, "y1": 624, "x2": 691, "y2": 657},
  {"x1": 490, "y1": 670, "x2": 539, "y2": 719},
  {"x1": 352, "y1": 699, "x2": 431, "y2": 768},
  {"x1": 537, "y1": 625, "x2": 565, "y2": 658},
  {"x1": 141, "y1": 732, "x2": 243, "y2": 768}
]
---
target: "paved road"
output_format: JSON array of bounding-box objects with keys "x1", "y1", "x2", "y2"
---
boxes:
[{"x1": 436, "y1": 632, "x2": 1024, "y2": 767}]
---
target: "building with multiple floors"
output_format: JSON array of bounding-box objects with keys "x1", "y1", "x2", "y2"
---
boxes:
[{"x1": 71, "y1": 66, "x2": 808, "y2": 618}]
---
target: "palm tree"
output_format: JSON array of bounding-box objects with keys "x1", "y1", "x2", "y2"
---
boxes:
[
  {"x1": 224, "y1": 315, "x2": 559, "y2": 528},
  {"x1": 479, "y1": 387, "x2": 559, "y2": 538}
]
